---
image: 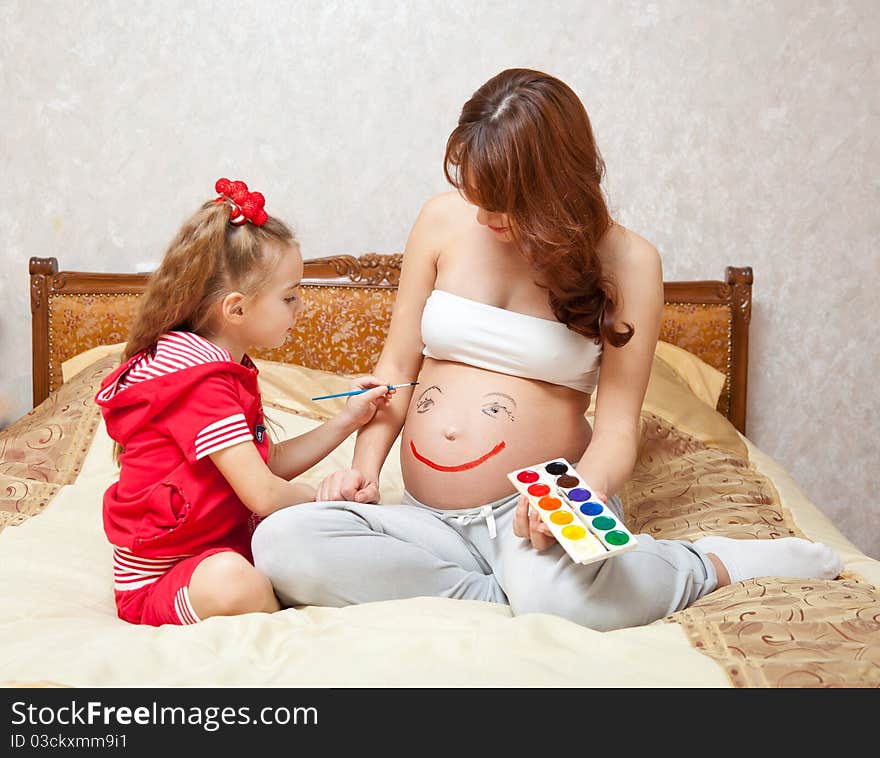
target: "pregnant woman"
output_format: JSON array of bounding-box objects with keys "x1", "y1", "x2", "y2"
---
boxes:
[{"x1": 252, "y1": 69, "x2": 841, "y2": 630}]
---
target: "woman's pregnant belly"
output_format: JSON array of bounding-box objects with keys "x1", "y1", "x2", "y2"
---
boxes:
[{"x1": 400, "y1": 358, "x2": 592, "y2": 509}]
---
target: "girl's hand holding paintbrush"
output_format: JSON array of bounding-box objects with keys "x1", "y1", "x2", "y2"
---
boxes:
[
  {"x1": 312, "y1": 379, "x2": 418, "y2": 505},
  {"x1": 336, "y1": 376, "x2": 417, "y2": 428}
]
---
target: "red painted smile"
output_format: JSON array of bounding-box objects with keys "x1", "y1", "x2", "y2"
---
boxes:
[{"x1": 409, "y1": 440, "x2": 506, "y2": 472}]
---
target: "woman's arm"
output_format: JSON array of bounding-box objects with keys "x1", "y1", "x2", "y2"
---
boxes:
[
  {"x1": 575, "y1": 236, "x2": 664, "y2": 498},
  {"x1": 515, "y1": 235, "x2": 663, "y2": 551},
  {"x1": 316, "y1": 195, "x2": 449, "y2": 502}
]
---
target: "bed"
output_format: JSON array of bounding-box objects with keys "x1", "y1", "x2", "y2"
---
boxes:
[{"x1": 2, "y1": 254, "x2": 878, "y2": 688}]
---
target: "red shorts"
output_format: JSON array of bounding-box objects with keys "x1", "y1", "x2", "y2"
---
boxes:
[{"x1": 114, "y1": 547, "x2": 235, "y2": 627}]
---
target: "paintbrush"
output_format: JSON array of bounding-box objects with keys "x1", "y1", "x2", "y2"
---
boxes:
[{"x1": 311, "y1": 382, "x2": 419, "y2": 401}]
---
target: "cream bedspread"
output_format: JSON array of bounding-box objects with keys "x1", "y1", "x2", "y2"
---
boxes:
[{"x1": 1, "y1": 344, "x2": 876, "y2": 688}]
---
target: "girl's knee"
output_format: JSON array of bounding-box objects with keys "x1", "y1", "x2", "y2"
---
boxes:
[{"x1": 191, "y1": 552, "x2": 277, "y2": 617}]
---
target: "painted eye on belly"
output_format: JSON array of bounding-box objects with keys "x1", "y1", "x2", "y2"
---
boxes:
[{"x1": 481, "y1": 402, "x2": 514, "y2": 421}]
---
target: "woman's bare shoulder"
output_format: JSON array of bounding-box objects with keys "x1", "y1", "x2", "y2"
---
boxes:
[
  {"x1": 600, "y1": 223, "x2": 662, "y2": 284},
  {"x1": 419, "y1": 190, "x2": 472, "y2": 224},
  {"x1": 408, "y1": 192, "x2": 474, "y2": 252}
]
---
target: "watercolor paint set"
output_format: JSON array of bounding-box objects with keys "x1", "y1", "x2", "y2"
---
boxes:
[{"x1": 507, "y1": 458, "x2": 637, "y2": 565}]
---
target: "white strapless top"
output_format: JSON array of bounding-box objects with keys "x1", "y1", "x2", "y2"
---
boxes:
[{"x1": 420, "y1": 289, "x2": 602, "y2": 394}]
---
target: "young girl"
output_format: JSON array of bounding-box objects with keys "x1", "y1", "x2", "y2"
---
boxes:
[{"x1": 96, "y1": 178, "x2": 394, "y2": 627}]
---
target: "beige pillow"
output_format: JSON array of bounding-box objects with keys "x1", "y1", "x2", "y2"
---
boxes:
[
  {"x1": 654, "y1": 340, "x2": 726, "y2": 409},
  {"x1": 257, "y1": 361, "x2": 358, "y2": 420},
  {"x1": 61, "y1": 343, "x2": 125, "y2": 383},
  {"x1": 639, "y1": 352, "x2": 745, "y2": 457}
]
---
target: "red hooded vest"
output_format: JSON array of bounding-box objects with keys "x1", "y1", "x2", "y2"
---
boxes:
[{"x1": 95, "y1": 332, "x2": 269, "y2": 564}]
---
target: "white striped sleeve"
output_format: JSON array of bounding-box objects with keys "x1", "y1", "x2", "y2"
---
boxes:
[{"x1": 194, "y1": 413, "x2": 254, "y2": 460}]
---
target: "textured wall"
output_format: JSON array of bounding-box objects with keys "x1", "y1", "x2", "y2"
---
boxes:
[{"x1": 2, "y1": 1, "x2": 878, "y2": 557}]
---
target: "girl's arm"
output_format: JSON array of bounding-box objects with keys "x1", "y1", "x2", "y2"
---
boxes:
[
  {"x1": 575, "y1": 237, "x2": 664, "y2": 498},
  {"x1": 210, "y1": 442, "x2": 317, "y2": 517},
  {"x1": 266, "y1": 379, "x2": 393, "y2": 480},
  {"x1": 209, "y1": 382, "x2": 393, "y2": 516},
  {"x1": 315, "y1": 195, "x2": 447, "y2": 502}
]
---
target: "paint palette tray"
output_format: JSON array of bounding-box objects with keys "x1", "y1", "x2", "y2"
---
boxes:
[{"x1": 507, "y1": 458, "x2": 637, "y2": 565}]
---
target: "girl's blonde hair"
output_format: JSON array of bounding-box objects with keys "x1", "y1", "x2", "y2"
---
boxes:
[
  {"x1": 124, "y1": 199, "x2": 296, "y2": 360},
  {"x1": 112, "y1": 199, "x2": 296, "y2": 462}
]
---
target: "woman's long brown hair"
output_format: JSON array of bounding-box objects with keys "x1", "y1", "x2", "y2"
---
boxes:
[{"x1": 444, "y1": 68, "x2": 633, "y2": 347}]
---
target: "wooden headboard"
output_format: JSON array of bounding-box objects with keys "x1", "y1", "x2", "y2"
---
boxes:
[{"x1": 29, "y1": 255, "x2": 752, "y2": 433}]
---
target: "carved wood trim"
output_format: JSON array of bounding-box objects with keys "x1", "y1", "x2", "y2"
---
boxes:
[
  {"x1": 301, "y1": 254, "x2": 403, "y2": 287},
  {"x1": 29, "y1": 257, "x2": 59, "y2": 408},
  {"x1": 726, "y1": 266, "x2": 753, "y2": 435}
]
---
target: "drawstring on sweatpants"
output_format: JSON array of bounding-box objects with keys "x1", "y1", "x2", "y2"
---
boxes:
[
  {"x1": 453, "y1": 505, "x2": 497, "y2": 539},
  {"x1": 402, "y1": 489, "x2": 508, "y2": 540}
]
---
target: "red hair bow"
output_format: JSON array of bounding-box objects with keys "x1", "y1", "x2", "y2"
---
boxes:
[{"x1": 214, "y1": 178, "x2": 268, "y2": 226}]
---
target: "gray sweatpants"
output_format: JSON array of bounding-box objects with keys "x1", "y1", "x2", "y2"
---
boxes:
[{"x1": 252, "y1": 491, "x2": 718, "y2": 632}]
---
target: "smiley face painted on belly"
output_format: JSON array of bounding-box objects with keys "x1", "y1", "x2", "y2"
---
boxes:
[
  {"x1": 406, "y1": 384, "x2": 515, "y2": 473},
  {"x1": 409, "y1": 439, "x2": 507, "y2": 472},
  {"x1": 399, "y1": 360, "x2": 592, "y2": 509}
]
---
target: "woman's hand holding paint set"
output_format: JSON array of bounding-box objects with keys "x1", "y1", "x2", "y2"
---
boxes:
[{"x1": 507, "y1": 459, "x2": 637, "y2": 564}]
